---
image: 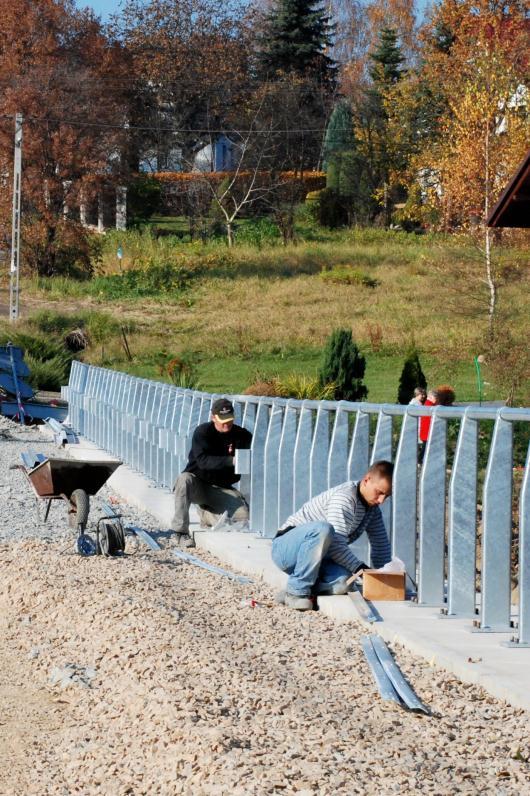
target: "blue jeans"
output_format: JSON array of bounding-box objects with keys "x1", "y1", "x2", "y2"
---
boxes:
[{"x1": 271, "y1": 521, "x2": 350, "y2": 597}]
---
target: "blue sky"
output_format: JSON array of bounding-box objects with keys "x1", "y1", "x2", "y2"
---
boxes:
[
  {"x1": 77, "y1": 0, "x2": 430, "y2": 24},
  {"x1": 76, "y1": 0, "x2": 122, "y2": 22}
]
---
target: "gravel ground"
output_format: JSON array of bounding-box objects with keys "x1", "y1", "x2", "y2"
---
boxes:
[{"x1": 0, "y1": 417, "x2": 529, "y2": 795}]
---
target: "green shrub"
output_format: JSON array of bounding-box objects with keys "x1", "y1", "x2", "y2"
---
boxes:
[
  {"x1": 235, "y1": 218, "x2": 281, "y2": 248},
  {"x1": 319, "y1": 328, "x2": 368, "y2": 402},
  {"x1": 244, "y1": 373, "x2": 336, "y2": 399},
  {"x1": 397, "y1": 349, "x2": 427, "y2": 404},
  {"x1": 320, "y1": 266, "x2": 379, "y2": 288},
  {"x1": 89, "y1": 263, "x2": 193, "y2": 299},
  {"x1": 25, "y1": 353, "x2": 72, "y2": 392}
]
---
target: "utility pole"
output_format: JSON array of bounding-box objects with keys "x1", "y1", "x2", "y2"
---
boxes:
[{"x1": 9, "y1": 113, "x2": 23, "y2": 322}]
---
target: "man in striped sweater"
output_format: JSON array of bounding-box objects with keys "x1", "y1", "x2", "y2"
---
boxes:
[{"x1": 272, "y1": 460, "x2": 393, "y2": 611}]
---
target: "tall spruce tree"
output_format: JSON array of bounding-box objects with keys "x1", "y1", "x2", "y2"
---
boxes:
[
  {"x1": 319, "y1": 328, "x2": 368, "y2": 402},
  {"x1": 257, "y1": 0, "x2": 336, "y2": 86}
]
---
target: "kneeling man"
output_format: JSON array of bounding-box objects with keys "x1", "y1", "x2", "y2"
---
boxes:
[
  {"x1": 272, "y1": 460, "x2": 393, "y2": 610},
  {"x1": 172, "y1": 398, "x2": 252, "y2": 547}
]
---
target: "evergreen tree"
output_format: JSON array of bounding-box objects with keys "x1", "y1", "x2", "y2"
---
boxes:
[
  {"x1": 369, "y1": 27, "x2": 405, "y2": 86},
  {"x1": 257, "y1": 0, "x2": 336, "y2": 86},
  {"x1": 397, "y1": 349, "x2": 427, "y2": 404},
  {"x1": 322, "y1": 100, "x2": 354, "y2": 170},
  {"x1": 319, "y1": 328, "x2": 368, "y2": 402},
  {"x1": 355, "y1": 27, "x2": 406, "y2": 222}
]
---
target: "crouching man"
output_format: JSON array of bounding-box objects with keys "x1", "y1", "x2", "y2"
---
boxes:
[
  {"x1": 272, "y1": 460, "x2": 393, "y2": 610},
  {"x1": 171, "y1": 398, "x2": 252, "y2": 548}
]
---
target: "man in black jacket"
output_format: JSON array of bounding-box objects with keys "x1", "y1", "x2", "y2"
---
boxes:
[{"x1": 171, "y1": 398, "x2": 252, "y2": 547}]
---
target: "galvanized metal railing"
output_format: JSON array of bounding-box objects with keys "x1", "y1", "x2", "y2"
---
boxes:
[{"x1": 62, "y1": 361, "x2": 530, "y2": 647}]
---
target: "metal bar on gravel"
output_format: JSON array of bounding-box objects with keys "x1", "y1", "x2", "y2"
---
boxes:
[
  {"x1": 127, "y1": 525, "x2": 162, "y2": 551},
  {"x1": 349, "y1": 588, "x2": 379, "y2": 623},
  {"x1": 361, "y1": 636, "x2": 402, "y2": 705},
  {"x1": 370, "y1": 635, "x2": 431, "y2": 715},
  {"x1": 172, "y1": 549, "x2": 253, "y2": 584}
]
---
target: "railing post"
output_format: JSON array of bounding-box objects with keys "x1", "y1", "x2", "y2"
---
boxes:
[
  {"x1": 249, "y1": 401, "x2": 269, "y2": 533},
  {"x1": 293, "y1": 404, "x2": 313, "y2": 509},
  {"x1": 371, "y1": 410, "x2": 393, "y2": 536},
  {"x1": 447, "y1": 413, "x2": 478, "y2": 617},
  {"x1": 418, "y1": 412, "x2": 447, "y2": 606},
  {"x1": 278, "y1": 402, "x2": 298, "y2": 525},
  {"x1": 328, "y1": 404, "x2": 349, "y2": 488},
  {"x1": 479, "y1": 415, "x2": 513, "y2": 631},
  {"x1": 263, "y1": 403, "x2": 284, "y2": 536},
  {"x1": 310, "y1": 406, "x2": 330, "y2": 498},
  {"x1": 392, "y1": 412, "x2": 418, "y2": 581}
]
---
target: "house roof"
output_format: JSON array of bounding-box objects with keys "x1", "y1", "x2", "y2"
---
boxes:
[{"x1": 487, "y1": 149, "x2": 530, "y2": 228}]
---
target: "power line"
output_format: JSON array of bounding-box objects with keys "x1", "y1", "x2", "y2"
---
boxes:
[{"x1": 0, "y1": 113, "x2": 334, "y2": 135}]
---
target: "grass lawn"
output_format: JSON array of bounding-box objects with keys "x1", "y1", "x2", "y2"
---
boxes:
[{"x1": 5, "y1": 222, "x2": 529, "y2": 406}]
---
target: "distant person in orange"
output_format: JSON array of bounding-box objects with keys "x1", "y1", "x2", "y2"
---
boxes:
[{"x1": 419, "y1": 389, "x2": 440, "y2": 460}]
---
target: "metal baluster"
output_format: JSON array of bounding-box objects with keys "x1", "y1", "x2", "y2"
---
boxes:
[
  {"x1": 392, "y1": 412, "x2": 418, "y2": 580},
  {"x1": 293, "y1": 404, "x2": 313, "y2": 510},
  {"x1": 263, "y1": 404, "x2": 284, "y2": 536},
  {"x1": 278, "y1": 402, "x2": 298, "y2": 525},
  {"x1": 348, "y1": 410, "x2": 369, "y2": 480},
  {"x1": 239, "y1": 401, "x2": 256, "y2": 501},
  {"x1": 348, "y1": 410, "x2": 370, "y2": 564},
  {"x1": 328, "y1": 404, "x2": 349, "y2": 488},
  {"x1": 249, "y1": 401, "x2": 270, "y2": 533},
  {"x1": 418, "y1": 412, "x2": 447, "y2": 606},
  {"x1": 370, "y1": 410, "x2": 393, "y2": 538},
  {"x1": 479, "y1": 415, "x2": 513, "y2": 631},
  {"x1": 447, "y1": 412, "x2": 478, "y2": 617},
  {"x1": 310, "y1": 406, "x2": 330, "y2": 498},
  {"x1": 503, "y1": 442, "x2": 530, "y2": 646}
]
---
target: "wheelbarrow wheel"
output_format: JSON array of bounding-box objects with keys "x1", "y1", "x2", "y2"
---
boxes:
[{"x1": 68, "y1": 489, "x2": 90, "y2": 531}]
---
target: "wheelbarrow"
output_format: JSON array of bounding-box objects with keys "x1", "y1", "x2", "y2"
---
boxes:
[{"x1": 16, "y1": 453, "x2": 122, "y2": 535}]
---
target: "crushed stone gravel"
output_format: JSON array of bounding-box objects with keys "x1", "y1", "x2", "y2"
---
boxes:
[{"x1": 0, "y1": 416, "x2": 529, "y2": 795}]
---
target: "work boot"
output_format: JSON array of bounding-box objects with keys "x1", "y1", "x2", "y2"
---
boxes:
[
  {"x1": 176, "y1": 532, "x2": 195, "y2": 549},
  {"x1": 283, "y1": 592, "x2": 314, "y2": 611}
]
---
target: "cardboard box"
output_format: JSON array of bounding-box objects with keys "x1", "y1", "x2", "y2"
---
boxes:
[{"x1": 362, "y1": 571, "x2": 406, "y2": 601}]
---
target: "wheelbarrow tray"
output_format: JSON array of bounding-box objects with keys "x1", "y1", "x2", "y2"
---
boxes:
[{"x1": 27, "y1": 457, "x2": 122, "y2": 499}]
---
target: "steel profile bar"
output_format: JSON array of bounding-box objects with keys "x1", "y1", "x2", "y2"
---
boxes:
[
  {"x1": 127, "y1": 525, "x2": 162, "y2": 551},
  {"x1": 361, "y1": 636, "x2": 402, "y2": 705},
  {"x1": 172, "y1": 549, "x2": 253, "y2": 583},
  {"x1": 349, "y1": 588, "x2": 378, "y2": 623},
  {"x1": 370, "y1": 635, "x2": 431, "y2": 714}
]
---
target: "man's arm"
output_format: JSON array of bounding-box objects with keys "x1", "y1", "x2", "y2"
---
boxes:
[
  {"x1": 365, "y1": 507, "x2": 391, "y2": 568},
  {"x1": 323, "y1": 490, "x2": 366, "y2": 573}
]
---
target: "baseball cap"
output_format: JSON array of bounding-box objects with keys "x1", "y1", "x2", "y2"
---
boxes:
[{"x1": 211, "y1": 398, "x2": 234, "y2": 423}]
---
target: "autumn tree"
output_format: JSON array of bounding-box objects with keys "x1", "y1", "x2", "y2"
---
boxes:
[
  {"x1": 112, "y1": 0, "x2": 253, "y2": 169},
  {"x1": 407, "y1": 0, "x2": 529, "y2": 331},
  {"x1": 0, "y1": 0, "x2": 128, "y2": 276}
]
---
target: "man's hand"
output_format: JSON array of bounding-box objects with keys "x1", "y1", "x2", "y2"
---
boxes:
[{"x1": 227, "y1": 443, "x2": 234, "y2": 456}]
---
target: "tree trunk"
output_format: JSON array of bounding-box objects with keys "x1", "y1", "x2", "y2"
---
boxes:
[
  {"x1": 226, "y1": 222, "x2": 234, "y2": 248},
  {"x1": 484, "y1": 225, "x2": 496, "y2": 337}
]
